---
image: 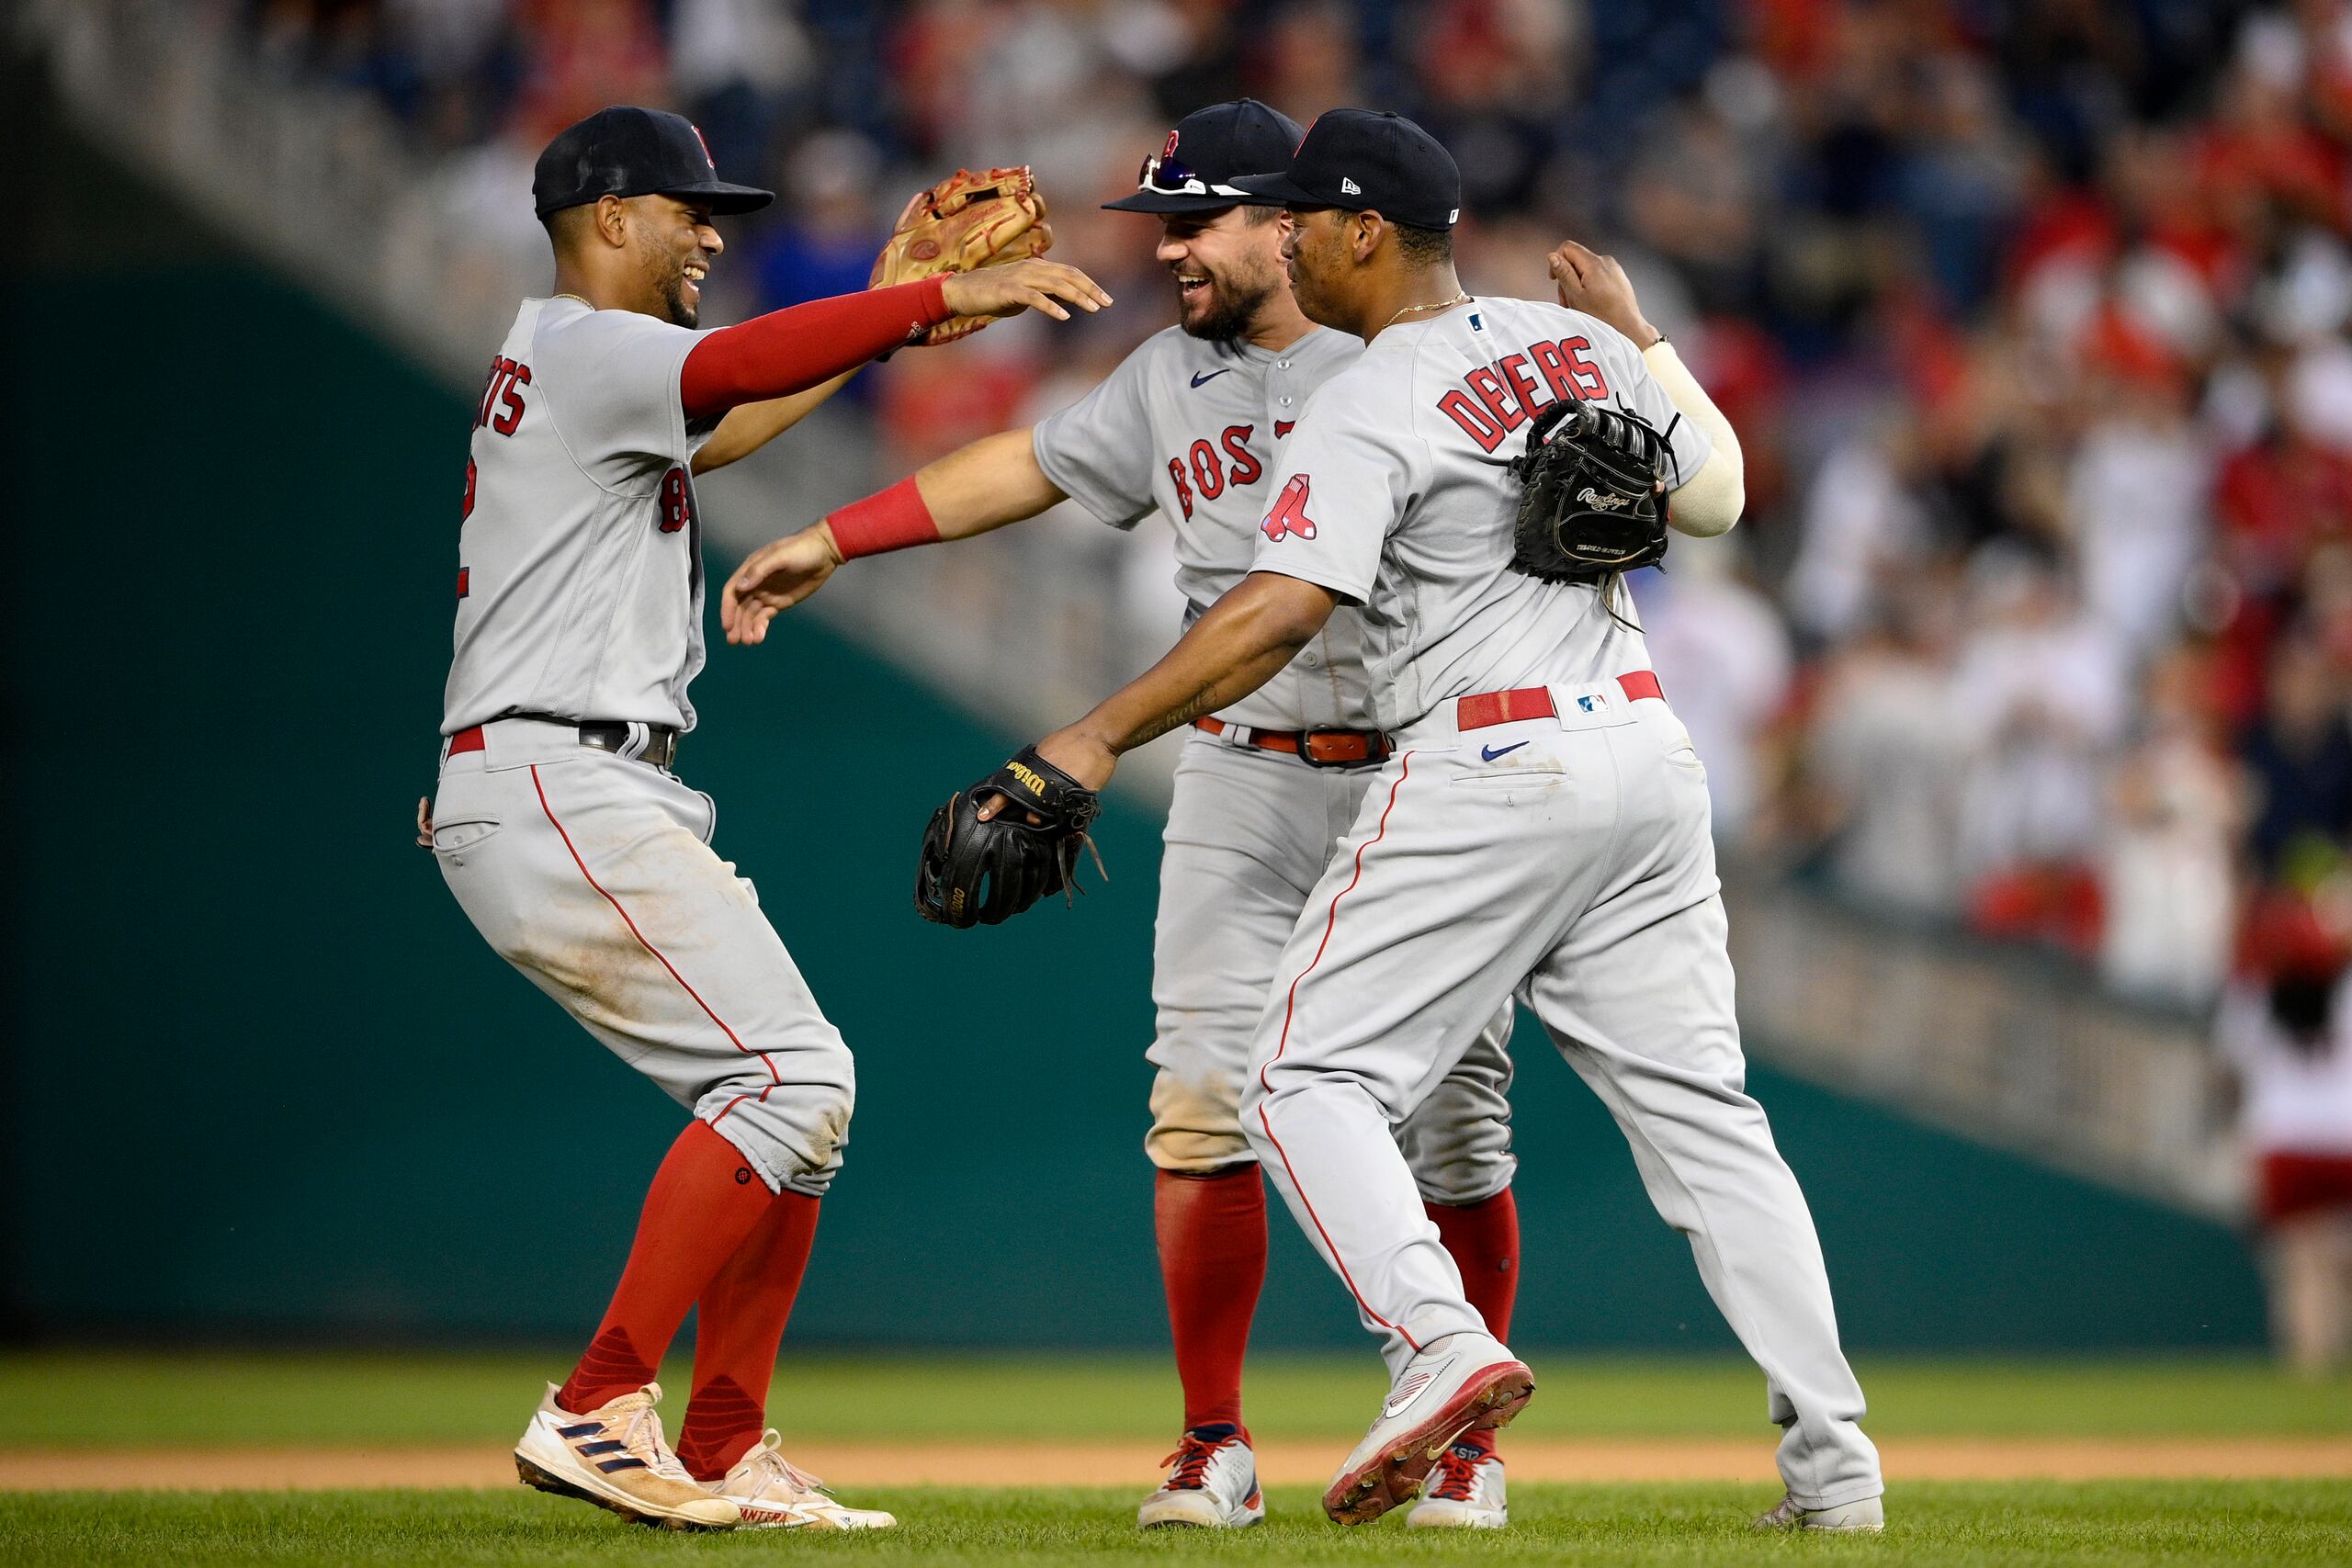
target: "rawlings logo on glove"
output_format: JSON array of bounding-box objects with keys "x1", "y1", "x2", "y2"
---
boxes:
[{"x1": 1507, "y1": 400, "x2": 1677, "y2": 585}]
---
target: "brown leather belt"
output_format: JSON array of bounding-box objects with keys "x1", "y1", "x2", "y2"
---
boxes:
[
  {"x1": 1455, "y1": 670, "x2": 1664, "y2": 730},
  {"x1": 1193, "y1": 716, "x2": 1393, "y2": 767},
  {"x1": 447, "y1": 714, "x2": 680, "y2": 769}
]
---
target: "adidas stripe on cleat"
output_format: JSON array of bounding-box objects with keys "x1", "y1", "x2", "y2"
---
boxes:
[{"x1": 514, "y1": 1382, "x2": 740, "y2": 1530}]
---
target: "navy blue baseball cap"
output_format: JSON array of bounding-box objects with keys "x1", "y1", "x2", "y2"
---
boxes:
[
  {"x1": 533, "y1": 106, "x2": 774, "y2": 219},
  {"x1": 1104, "y1": 99, "x2": 1306, "y2": 214},
  {"x1": 1230, "y1": 108, "x2": 1461, "y2": 231}
]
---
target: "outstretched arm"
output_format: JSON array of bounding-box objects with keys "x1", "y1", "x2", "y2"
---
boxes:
[
  {"x1": 720, "y1": 426, "x2": 1069, "y2": 644},
  {"x1": 1549, "y1": 240, "x2": 1744, "y2": 536},
  {"x1": 679, "y1": 259, "x2": 1111, "y2": 422},
  {"x1": 1019, "y1": 571, "x2": 1340, "y2": 795},
  {"x1": 693, "y1": 371, "x2": 858, "y2": 475}
]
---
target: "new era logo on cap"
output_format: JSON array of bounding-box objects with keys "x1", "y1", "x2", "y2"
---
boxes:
[{"x1": 1227, "y1": 108, "x2": 1462, "y2": 231}]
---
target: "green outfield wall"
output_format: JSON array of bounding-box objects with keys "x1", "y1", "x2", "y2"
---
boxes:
[{"x1": 0, "y1": 242, "x2": 2269, "y2": 1352}]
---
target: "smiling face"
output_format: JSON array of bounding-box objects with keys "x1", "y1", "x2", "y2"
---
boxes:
[
  {"x1": 628, "y1": 194, "x2": 721, "y2": 327},
  {"x1": 1156, "y1": 206, "x2": 1288, "y2": 342}
]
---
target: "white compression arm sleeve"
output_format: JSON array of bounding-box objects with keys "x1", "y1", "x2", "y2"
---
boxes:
[{"x1": 1643, "y1": 341, "x2": 1745, "y2": 537}]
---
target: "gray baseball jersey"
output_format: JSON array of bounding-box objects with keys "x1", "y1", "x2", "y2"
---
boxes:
[
  {"x1": 1250, "y1": 299, "x2": 1713, "y2": 730},
  {"x1": 430, "y1": 298, "x2": 855, "y2": 1201},
  {"x1": 1231, "y1": 298, "x2": 1882, "y2": 1511},
  {"x1": 1035, "y1": 320, "x2": 1514, "y2": 1203},
  {"x1": 1033, "y1": 324, "x2": 1374, "y2": 732},
  {"x1": 442, "y1": 297, "x2": 720, "y2": 735}
]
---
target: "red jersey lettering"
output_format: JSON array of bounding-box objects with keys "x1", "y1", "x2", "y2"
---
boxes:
[
  {"x1": 1221, "y1": 424, "x2": 1263, "y2": 486},
  {"x1": 1189, "y1": 437, "x2": 1226, "y2": 500},
  {"x1": 1443, "y1": 336, "x2": 1612, "y2": 448},
  {"x1": 476, "y1": 355, "x2": 534, "y2": 434},
  {"x1": 1464, "y1": 367, "x2": 1524, "y2": 434},
  {"x1": 1498, "y1": 353, "x2": 1551, "y2": 420},
  {"x1": 1167, "y1": 457, "x2": 1196, "y2": 518},
  {"x1": 1559, "y1": 335, "x2": 1610, "y2": 400},
  {"x1": 492, "y1": 361, "x2": 533, "y2": 434},
  {"x1": 1530, "y1": 340, "x2": 1578, "y2": 403},
  {"x1": 1439, "y1": 389, "x2": 1507, "y2": 454},
  {"x1": 658, "y1": 468, "x2": 695, "y2": 534}
]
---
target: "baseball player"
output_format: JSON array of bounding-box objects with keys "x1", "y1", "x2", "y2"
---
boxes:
[
  {"x1": 998, "y1": 110, "x2": 1886, "y2": 1531},
  {"x1": 424, "y1": 106, "x2": 1109, "y2": 1531},
  {"x1": 722, "y1": 100, "x2": 1521, "y2": 1530}
]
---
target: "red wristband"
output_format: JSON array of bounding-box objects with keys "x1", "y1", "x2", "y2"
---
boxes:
[{"x1": 826, "y1": 475, "x2": 941, "y2": 559}]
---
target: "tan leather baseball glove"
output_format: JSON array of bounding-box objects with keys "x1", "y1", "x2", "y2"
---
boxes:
[{"x1": 870, "y1": 165, "x2": 1053, "y2": 346}]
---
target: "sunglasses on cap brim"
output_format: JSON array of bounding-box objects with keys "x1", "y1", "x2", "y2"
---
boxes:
[{"x1": 1136, "y1": 152, "x2": 1254, "y2": 199}]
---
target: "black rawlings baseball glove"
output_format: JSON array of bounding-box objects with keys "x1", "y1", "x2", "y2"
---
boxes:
[
  {"x1": 915, "y1": 745, "x2": 1105, "y2": 927},
  {"x1": 1506, "y1": 400, "x2": 1679, "y2": 584}
]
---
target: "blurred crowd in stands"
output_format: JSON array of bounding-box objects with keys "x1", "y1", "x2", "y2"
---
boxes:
[{"x1": 248, "y1": 1, "x2": 2352, "y2": 1017}]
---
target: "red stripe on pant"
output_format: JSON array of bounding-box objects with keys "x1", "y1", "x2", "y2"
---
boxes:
[
  {"x1": 529, "y1": 764, "x2": 780, "y2": 1092},
  {"x1": 1254, "y1": 751, "x2": 1421, "y2": 1352}
]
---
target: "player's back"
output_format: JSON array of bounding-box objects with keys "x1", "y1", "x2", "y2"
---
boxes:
[
  {"x1": 443, "y1": 298, "x2": 716, "y2": 736},
  {"x1": 1255, "y1": 295, "x2": 1714, "y2": 730}
]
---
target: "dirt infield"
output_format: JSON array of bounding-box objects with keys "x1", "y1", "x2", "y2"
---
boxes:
[{"x1": 6, "y1": 1437, "x2": 2351, "y2": 1491}]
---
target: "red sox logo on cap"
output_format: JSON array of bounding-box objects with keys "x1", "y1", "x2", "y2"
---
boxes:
[
  {"x1": 1162, "y1": 129, "x2": 1180, "y2": 160},
  {"x1": 689, "y1": 122, "x2": 716, "y2": 171}
]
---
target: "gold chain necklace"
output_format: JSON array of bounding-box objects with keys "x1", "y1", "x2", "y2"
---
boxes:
[{"x1": 1381, "y1": 291, "x2": 1471, "y2": 331}]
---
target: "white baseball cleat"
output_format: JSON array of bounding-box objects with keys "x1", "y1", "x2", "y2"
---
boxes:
[
  {"x1": 514, "y1": 1382, "x2": 741, "y2": 1530},
  {"x1": 1321, "y1": 1330, "x2": 1533, "y2": 1526},
  {"x1": 1136, "y1": 1424, "x2": 1266, "y2": 1529},
  {"x1": 1406, "y1": 1443, "x2": 1509, "y2": 1529},
  {"x1": 708, "y1": 1429, "x2": 897, "y2": 1529},
  {"x1": 1754, "y1": 1494, "x2": 1886, "y2": 1532}
]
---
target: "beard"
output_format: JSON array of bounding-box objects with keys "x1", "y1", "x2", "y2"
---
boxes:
[
  {"x1": 657, "y1": 266, "x2": 699, "y2": 328},
  {"x1": 638, "y1": 231, "x2": 701, "y2": 327},
  {"x1": 1181, "y1": 271, "x2": 1278, "y2": 344}
]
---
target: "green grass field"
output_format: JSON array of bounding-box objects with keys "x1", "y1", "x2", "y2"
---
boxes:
[
  {"x1": 7, "y1": 1483, "x2": 2352, "y2": 1568},
  {"x1": 2, "y1": 1352, "x2": 2347, "y2": 1565},
  {"x1": 5, "y1": 1350, "x2": 2348, "y2": 1446}
]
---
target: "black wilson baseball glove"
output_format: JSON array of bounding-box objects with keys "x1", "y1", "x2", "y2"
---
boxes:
[
  {"x1": 1506, "y1": 400, "x2": 1679, "y2": 584},
  {"x1": 915, "y1": 745, "x2": 1105, "y2": 928}
]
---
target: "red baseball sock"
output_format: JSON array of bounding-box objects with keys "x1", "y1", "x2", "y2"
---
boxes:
[
  {"x1": 1431, "y1": 1187, "x2": 1519, "y2": 1457},
  {"x1": 1156, "y1": 1166, "x2": 1267, "y2": 1434},
  {"x1": 556, "y1": 1121, "x2": 779, "y2": 1416},
  {"x1": 676, "y1": 1191, "x2": 822, "y2": 1480}
]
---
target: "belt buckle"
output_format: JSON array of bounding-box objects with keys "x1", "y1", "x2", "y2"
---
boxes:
[
  {"x1": 574, "y1": 721, "x2": 677, "y2": 768},
  {"x1": 1301, "y1": 729, "x2": 1384, "y2": 768}
]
